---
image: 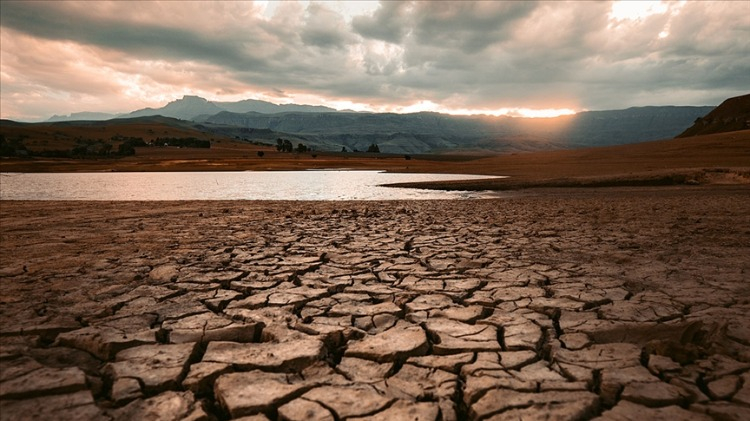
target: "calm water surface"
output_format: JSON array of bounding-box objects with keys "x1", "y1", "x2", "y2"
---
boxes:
[{"x1": 0, "y1": 171, "x2": 500, "y2": 201}]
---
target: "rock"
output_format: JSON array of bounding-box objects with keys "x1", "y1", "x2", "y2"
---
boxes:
[
  {"x1": 300, "y1": 385, "x2": 394, "y2": 419},
  {"x1": 182, "y1": 362, "x2": 232, "y2": 394},
  {"x1": 559, "y1": 332, "x2": 592, "y2": 350},
  {"x1": 108, "y1": 390, "x2": 208, "y2": 421},
  {"x1": 470, "y1": 389, "x2": 599, "y2": 420},
  {"x1": 499, "y1": 350, "x2": 537, "y2": 370},
  {"x1": 707, "y1": 375, "x2": 740, "y2": 400},
  {"x1": 0, "y1": 366, "x2": 87, "y2": 400},
  {"x1": 56, "y1": 314, "x2": 158, "y2": 360},
  {"x1": 599, "y1": 365, "x2": 661, "y2": 406},
  {"x1": 277, "y1": 398, "x2": 334, "y2": 421},
  {"x1": 379, "y1": 364, "x2": 456, "y2": 402},
  {"x1": 149, "y1": 264, "x2": 180, "y2": 282},
  {"x1": 202, "y1": 339, "x2": 325, "y2": 372},
  {"x1": 349, "y1": 400, "x2": 440, "y2": 421},
  {"x1": 620, "y1": 381, "x2": 690, "y2": 407},
  {"x1": 182, "y1": 270, "x2": 245, "y2": 284},
  {"x1": 0, "y1": 356, "x2": 44, "y2": 383},
  {"x1": 329, "y1": 301, "x2": 403, "y2": 318},
  {"x1": 104, "y1": 342, "x2": 198, "y2": 394},
  {"x1": 647, "y1": 354, "x2": 682, "y2": 376},
  {"x1": 553, "y1": 343, "x2": 642, "y2": 384},
  {"x1": 214, "y1": 371, "x2": 317, "y2": 418},
  {"x1": 407, "y1": 353, "x2": 474, "y2": 373},
  {"x1": 595, "y1": 400, "x2": 712, "y2": 421},
  {"x1": 344, "y1": 322, "x2": 428, "y2": 362},
  {"x1": 690, "y1": 402, "x2": 750, "y2": 421},
  {"x1": 336, "y1": 357, "x2": 392, "y2": 383},
  {"x1": 0, "y1": 390, "x2": 104, "y2": 420},
  {"x1": 733, "y1": 372, "x2": 750, "y2": 405},
  {"x1": 162, "y1": 312, "x2": 261, "y2": 344},
  {"x1": 463, "y1": 372, "x2": 537, "y2": 405},
  {"x1": 110, "y1": 377, "x2": 143, "y2": 405},
  {"x1": 424, "y1": 318, "x2": 501, "y2": 354}
]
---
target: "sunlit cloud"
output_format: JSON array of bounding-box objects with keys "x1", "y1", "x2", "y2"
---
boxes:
[{"x1": 1, "y1": 0, "x2": 748, "y2": 121}]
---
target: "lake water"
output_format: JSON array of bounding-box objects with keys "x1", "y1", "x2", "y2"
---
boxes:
[{"x1": 0, "y1": 171, "x2": 500, "y2": 201}]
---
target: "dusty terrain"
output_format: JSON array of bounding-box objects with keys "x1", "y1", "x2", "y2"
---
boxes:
[
  {"x1": 2, "y1": 130, "x2": 749, "y2": 192},
  {"x1": 1, "y1": 186, "x2": 749, "y2": 420}
]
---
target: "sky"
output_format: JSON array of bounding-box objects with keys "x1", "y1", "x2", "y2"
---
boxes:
[{"x1": 1, "y1": 1, "x2": 749, "y2": 121}]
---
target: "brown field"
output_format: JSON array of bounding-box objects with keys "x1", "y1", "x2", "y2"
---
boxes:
[{"x1": 1, "y1": 121, "x2": 749, "y2": 190}]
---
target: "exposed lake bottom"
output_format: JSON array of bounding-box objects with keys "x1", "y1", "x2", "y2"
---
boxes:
[{"x1": 1, "y1": 188, "x2": 748, "y2": 419}]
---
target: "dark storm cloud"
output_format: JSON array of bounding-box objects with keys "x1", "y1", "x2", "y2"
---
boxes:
[{"x1": 1, "y1": 1, "x2": 749, "y2": 120}]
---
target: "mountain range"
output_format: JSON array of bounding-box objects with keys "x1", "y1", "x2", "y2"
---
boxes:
[
  {"x1": 47, "y1": 95, "x2": 338, "y2": 122},
  {"x1": 42, "y1": 95, "x2": 722, "y2": 154}
]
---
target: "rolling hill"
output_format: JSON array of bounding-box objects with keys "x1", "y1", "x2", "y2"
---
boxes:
[{"x1": 677, "y1": 93, "x2": 750, "y2": 137}]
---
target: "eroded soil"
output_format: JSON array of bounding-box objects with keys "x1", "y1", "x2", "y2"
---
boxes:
[{"x1": 1, "y1": 186, "x2": 749, "y2": 420}]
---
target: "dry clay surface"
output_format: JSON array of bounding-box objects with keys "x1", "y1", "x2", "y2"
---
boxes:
[{"x1": 1, "y1": 187, "x2": 749, "y2": 420}]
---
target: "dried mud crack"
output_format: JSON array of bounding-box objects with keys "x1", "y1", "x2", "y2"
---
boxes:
[{"x1": 1, "y1": 186, "x2": 749, "y2": 420}]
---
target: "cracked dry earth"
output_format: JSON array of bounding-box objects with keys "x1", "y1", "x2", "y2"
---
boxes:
[{"x1": 1, "y1": 186, "x2": 749, "y2": 420}]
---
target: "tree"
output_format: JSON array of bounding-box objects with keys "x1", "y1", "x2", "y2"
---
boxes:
[
  {"x1": 276, "y1": 138, "x2": 284, "y2": 151},
  {"x1": 257, "y1": 151, "x2": 265, "y2": 158},
  {"x1": 367, "y1": 143, "x2": 380, "y2": 153},
  {"x1": 296, "y1": 143, "x2": 308, "y2": 153},
  {"x1": 341, "y1": 147, "x2": 347, "y2": 153}
]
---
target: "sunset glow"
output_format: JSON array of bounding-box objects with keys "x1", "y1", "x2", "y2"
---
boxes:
[{"x1": 1, "y1": 1, "x2": 746, "y2": 121}]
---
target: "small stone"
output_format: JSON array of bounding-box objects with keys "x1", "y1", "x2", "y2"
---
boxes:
[{"x1": 149, "y1": 264, "x2": 180, "y2": 282}]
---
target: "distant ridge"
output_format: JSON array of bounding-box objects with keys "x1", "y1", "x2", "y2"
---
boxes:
[
  {"x1": 47, "y1": 96, "x2": 338, "y2": 122},
  {"x1": 47, "y1": 111, "x2": 118, "y2": 122},
  {"x1": 677, "y1": 93, "x2": 750, "y2": 137}
]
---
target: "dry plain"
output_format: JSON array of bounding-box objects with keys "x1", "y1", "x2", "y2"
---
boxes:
[{"x1": 1, "y1": 130, "x2": 750, "y2": 420}]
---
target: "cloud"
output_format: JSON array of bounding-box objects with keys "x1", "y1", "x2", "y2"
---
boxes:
[{"x1": 1, "y1": 0, "x2": 749, "y2": 121}]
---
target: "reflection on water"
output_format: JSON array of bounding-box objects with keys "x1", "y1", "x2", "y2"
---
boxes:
[{"x1": 0, "y1": 171, "x2": 500, "y2": 201}]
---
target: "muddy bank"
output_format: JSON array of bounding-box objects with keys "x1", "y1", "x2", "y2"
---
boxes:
[{"x1": 1, "y1": 187, "x2": 749, "y2": 419}]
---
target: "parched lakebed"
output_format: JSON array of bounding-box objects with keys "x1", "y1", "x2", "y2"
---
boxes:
[{"x1": 1, "y1": 186, "x2": 749, "y2": 420}]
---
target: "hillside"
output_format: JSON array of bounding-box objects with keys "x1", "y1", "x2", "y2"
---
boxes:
[
  {"x1": 199, "y1": 106, "x2": 714, "y2": 154},
  {"x1": 677, "y1": 93, "x2": 750, "y2": 137}
]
